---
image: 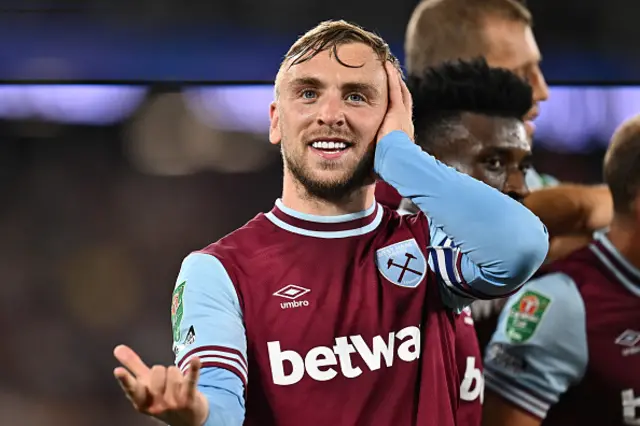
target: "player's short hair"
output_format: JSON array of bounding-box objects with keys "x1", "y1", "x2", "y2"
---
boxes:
[
  {"x1": 604, "y1": 115, "x2": 640, "y2": 214},
  {"x1": 405, "y1": 0, "x2": 532, "y2": 76},
  {"x1": 408, "y1": 58, "x2": 532, "y2": 152},
  {"x1": 274, "y1": 20, "x2": 402, "y2": 97}
]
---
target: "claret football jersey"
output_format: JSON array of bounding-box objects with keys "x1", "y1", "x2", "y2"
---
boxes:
[
  {"x1": 170, "y1": 131, "x2": 549, "y2": 426},
  {"x1": 485, "y1": 231, "x2": 640, "y2": 426}
]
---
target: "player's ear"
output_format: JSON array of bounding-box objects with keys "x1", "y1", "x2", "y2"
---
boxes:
[{"x1": 269, "y1": 101, "x2": 282, "y2": 145}]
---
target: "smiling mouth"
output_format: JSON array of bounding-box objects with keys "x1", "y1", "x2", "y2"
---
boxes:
[
  {"x1": 308, "y1": 140, "x2": 354, "y2": 160},
  {"x1": 310, "y1": 140, "x2": 350, "y2": 152}
]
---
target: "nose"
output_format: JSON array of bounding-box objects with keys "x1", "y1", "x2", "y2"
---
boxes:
[
  {"x1": 504, "y1": 170, "x2": 530, "y2": 202},
  {"x1": 316, "y1": 95, "x2": 346, "y2": 127},
  {"x1": 530, "y1": 65, "x2": 549, "y2": 104}
]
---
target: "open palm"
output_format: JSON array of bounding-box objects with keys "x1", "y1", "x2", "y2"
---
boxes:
[{"x1": 113, "y1": 344, "x2": 208, "y2": 426}]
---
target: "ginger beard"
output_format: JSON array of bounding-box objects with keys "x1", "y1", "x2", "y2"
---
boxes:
[{"x1": 279, "y1": 124, "x2": 377, "y2": 202}]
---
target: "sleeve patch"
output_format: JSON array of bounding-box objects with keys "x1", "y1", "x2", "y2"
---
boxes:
[
  {"x1": 485, "y1": 342, "x2": 528, "y2": 374},
  {"x1": 506, "y1": 290, "x2": 552, "y2": 343},
  {"x1": 171, "y1": 281, "x2": 186, "y2": 341}
]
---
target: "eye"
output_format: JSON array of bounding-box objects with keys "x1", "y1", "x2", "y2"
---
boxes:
[
  {"x1": 485, "y1": 157, "x2": 504, "y2": 171},
  {"x1": 518, "y1": 71, "x2": 531, "y2": 83},
  {"x1": 301, "y1": 89, "x2": 317, "y2": 100},
  {"x1": 517, "y1": 65, "x2": 540, "y2": 84},
  {"x1": 520, "y1": 162, "x2": 533, "y2": 173},
  {"x1": 346, "y1": 93, "x2": 365, "y2": 103},
  {"x1": 511, "y1": 66, "x2": 532, "y2": 83}
]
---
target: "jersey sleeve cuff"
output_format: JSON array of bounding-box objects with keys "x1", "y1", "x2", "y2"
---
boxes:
[
  {"x1": 484, "y1": 366, "x2": 557, "y2": 420},
  {"x1": 430, "y1": 245, "x2": 499, "y2": 300},
  {"x1": 177, "y1": 345, "x2": 248, "y2": 387},
  {"x1": 429, "y1": 245, "x2": 468, "y2": 289},
  {"x1": 430, "y1": 244, "x2": 527, "y2": 300}
]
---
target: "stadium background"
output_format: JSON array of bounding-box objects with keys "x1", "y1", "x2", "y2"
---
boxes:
[{"x1": 1, "y1": 1, "x2": 638, "y2": 424}]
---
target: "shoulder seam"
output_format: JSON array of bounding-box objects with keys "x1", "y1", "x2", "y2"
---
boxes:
[{"x1": 185, "y1": 252, "x2": 245, "y2": 316}]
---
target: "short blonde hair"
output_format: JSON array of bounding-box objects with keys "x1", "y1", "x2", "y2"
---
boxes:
[
  {"x1": 405, "y1": 0, "x2": 532, "y2": 76},
  {"x1": 274, "y1": 20, "x2": 402, "y2": 97},
  {"x1": 604, "y1": 114, "x2": 640, "y2": 214}
]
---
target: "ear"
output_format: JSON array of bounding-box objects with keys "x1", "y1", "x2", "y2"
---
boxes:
[{"x1": 269, "y1": 101, "x2": 281, "y2": 145}]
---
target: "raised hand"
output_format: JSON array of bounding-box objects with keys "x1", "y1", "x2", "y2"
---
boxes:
[
  {"x1": 376, "y1": 61, "x2": 415, "y2": 143},
  {"x1": 113, "y1": 344, "x2": 209, "y2": 426}
]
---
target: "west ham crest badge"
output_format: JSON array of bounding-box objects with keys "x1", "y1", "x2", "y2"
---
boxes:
[{"x1": 375, "y1": 239, "x2": 427, "y2": 288}]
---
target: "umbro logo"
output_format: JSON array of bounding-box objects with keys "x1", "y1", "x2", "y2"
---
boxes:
[
  {"x1": 615, "y1": 329, "x2": 640, "y2": 356},
  {"x1": 273, "y1": 285, "x2": 311, "y2": 310},
  {"x1": 273, "y1": 285, "x2": 310, "y2": 300}
]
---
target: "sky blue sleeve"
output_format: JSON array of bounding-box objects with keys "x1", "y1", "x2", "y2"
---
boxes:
[
  {"x1": 374, "y1": 131, "x2": 549, "y2": 306},
  {"x1": 482, "y1": 273, "x2": 588, "y2": 420},
  {"x1": 426, "y1": 227, "x2": 474, "y2": 312},
  {"x1": 172, "y1": 252, "x2": 246, "y2": 426}
]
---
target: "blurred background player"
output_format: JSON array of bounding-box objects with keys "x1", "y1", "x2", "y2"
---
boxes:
[
  {"x1": 391, "y1": 0, "x2": 614, "y2": 348},
  {"x1": 482, "y1": 114, "x2": 640, "y2": 426},
  {"x1": 399, "y1": 0, "x2": 613, "y2": 259},
  {"x1": 112, "y1": 20, "x2": 549, "y2": 426},
  {"x1": 401, "y1": 58, "x2": 536, "y2": 426}
]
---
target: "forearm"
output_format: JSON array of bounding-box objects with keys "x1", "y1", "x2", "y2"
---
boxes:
[
  {"x1": 375, "y1": 131, "x2": 549, "y2": 293},
  {"x1": 524, "y1": 184, "x2": 612, "y2": 236},
  {"x1": 582, "y1": 184, "x2": 613, "y2": 230}
]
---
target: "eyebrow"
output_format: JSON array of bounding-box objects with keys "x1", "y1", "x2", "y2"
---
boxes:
[
  {"x1": 482, "y1": 146, "x2": 533, "y2": 161},
  {"x1": 287, "y1": 77, "x2": 381, "y2": 98},
  {"x1": 344, "y1": 82, "x2": 381, "y2": 98},
  {"x1": 288, "y1": 77, "x2": 324, "y2": 90}
]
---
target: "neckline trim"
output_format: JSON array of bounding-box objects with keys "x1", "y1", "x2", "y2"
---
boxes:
[
  {"x1": 265, "y1": 199, "x2": 383, "y2": 239},
  {"x1": 589, "y1": 231, "x2": 640, "y2": 297}
]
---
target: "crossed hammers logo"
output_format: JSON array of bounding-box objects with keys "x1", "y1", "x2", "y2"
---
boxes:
[{"x1": 387, "y1": 253, "x2": 421, "y2": 283}]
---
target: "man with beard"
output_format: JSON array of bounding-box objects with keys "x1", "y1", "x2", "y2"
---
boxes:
[
  {"x1": 398, "y1": 58, "x2": 537, "y2": 426},
  {"x1": 111, "y1": 20, "x2": 548, "y2": 426}
]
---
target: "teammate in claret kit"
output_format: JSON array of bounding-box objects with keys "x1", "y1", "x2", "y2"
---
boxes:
[{"x1": 482, "y1": 115, "x2": 640, "y2": 426}]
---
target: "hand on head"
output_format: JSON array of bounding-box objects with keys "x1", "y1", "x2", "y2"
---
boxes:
[{"x1": 376, "y1": 61, "x2": 415, "y2": 143}]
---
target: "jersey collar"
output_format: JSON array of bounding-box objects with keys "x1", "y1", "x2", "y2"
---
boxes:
[
  {"x1": 265, "y1": 198, "x2": 383, "y2": 239},
  {"x1": 590, "y1": 231, "x2": 640, "y2": 297}
]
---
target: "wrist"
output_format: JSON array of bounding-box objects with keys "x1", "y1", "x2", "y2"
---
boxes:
[{"x1": 193, "y1": 391, "x2": 210, "y2": 426}]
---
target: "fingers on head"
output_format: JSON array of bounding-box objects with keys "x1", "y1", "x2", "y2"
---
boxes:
[
  {"x1": 400, "y1": 76, "x2": 413, "y2": 112},
  {"x1": 384, "y1": 62, "x2": 402, "y2": 105}
]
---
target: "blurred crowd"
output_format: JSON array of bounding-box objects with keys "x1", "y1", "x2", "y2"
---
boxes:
[{"x1": 0, "y1": 123, "x2": 284, "y2": 425}]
